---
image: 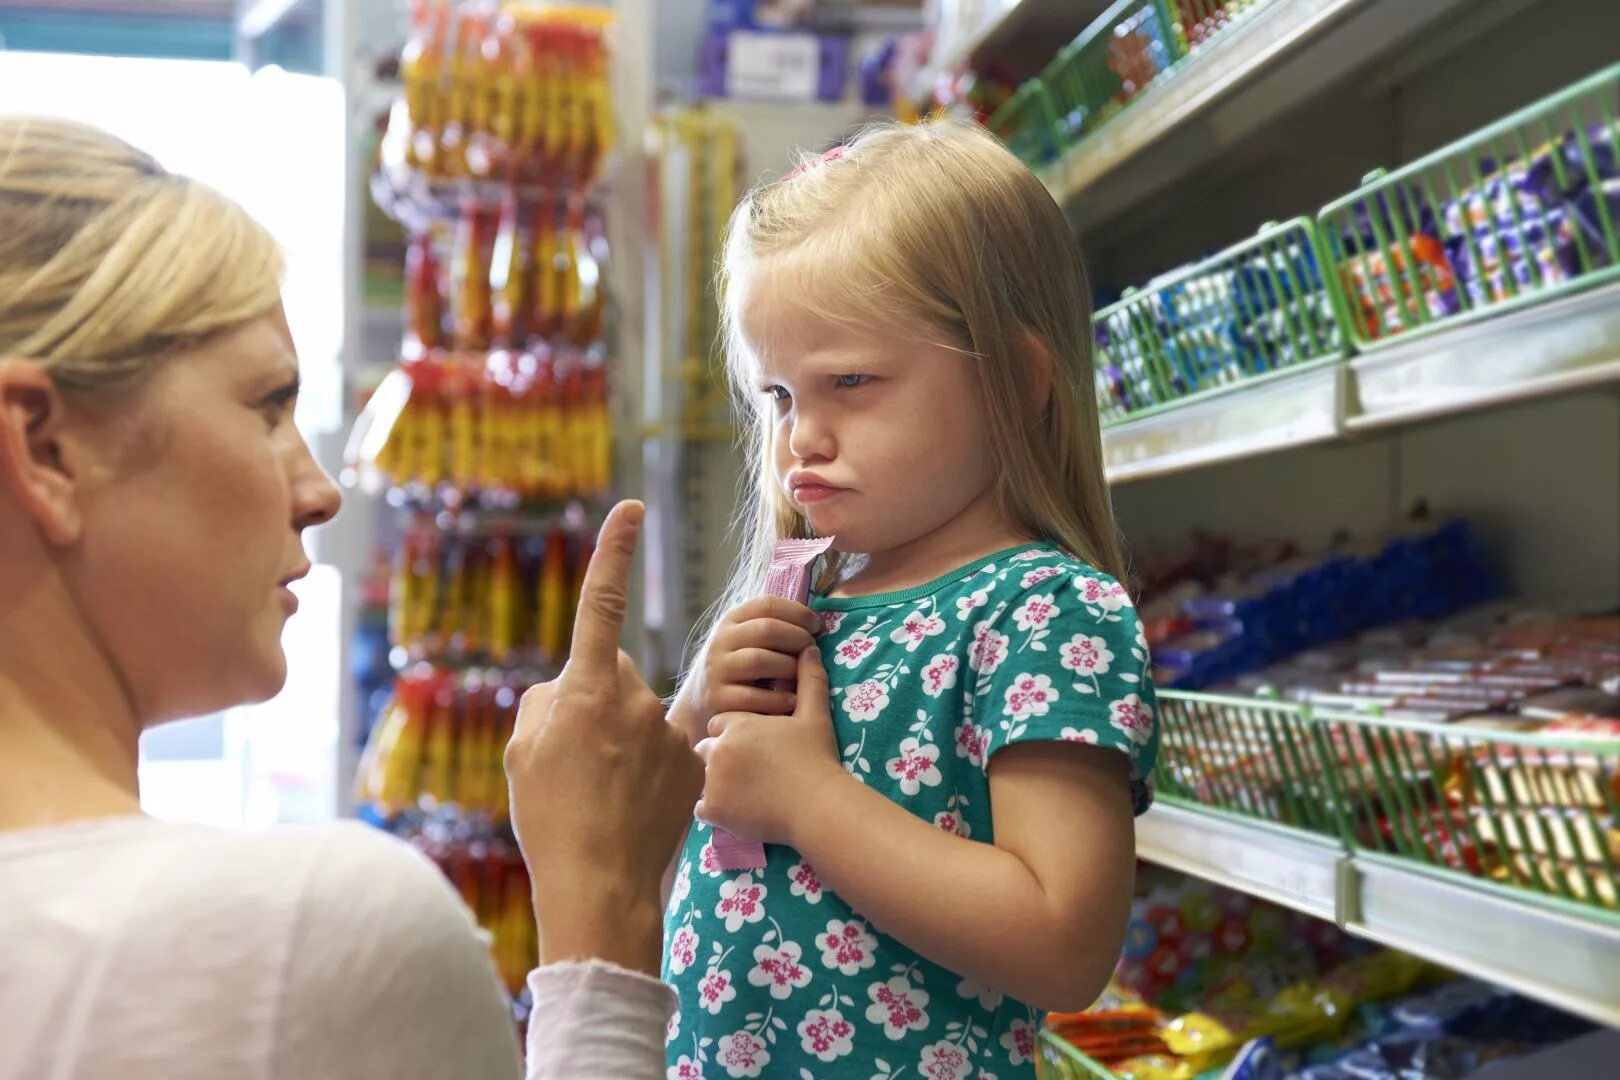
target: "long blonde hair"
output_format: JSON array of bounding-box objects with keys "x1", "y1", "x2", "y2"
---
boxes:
[
  {"x1": 704, "y1": 119, "x2": 1124, "y2": 654},
  {"x1": 0, "y1": 115, "x2": 283, "y2": 391}
]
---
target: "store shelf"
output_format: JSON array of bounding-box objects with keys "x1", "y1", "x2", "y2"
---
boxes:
[
  {"x1": 907, "y1": 0, "x2": 1025, "y2": 102},
  {"x1": 1039, "y1": 0, "x2": 1478, "y2": 232},
  {"x1": 1102, "y1": 359, "x2": 1345, "y2": 483},
  {"x1": 1136, "y1": 803, "x2": 1620, "y2": 1028},
  {"x1": 1346, "y1": 280, "x2": 1620, "y2": 432}
]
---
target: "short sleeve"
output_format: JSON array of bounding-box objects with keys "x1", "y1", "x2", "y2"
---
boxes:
[{"x1": 969, "y1": 560, "x2": 1158, "y2": 815}]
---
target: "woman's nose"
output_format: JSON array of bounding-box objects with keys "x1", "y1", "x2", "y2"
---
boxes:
[{"x1": 291, "y1": 440, "x2": 343, "y2": 531}]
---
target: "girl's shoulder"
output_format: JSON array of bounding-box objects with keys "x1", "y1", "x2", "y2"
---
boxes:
[{"x1": 964, "y1": 546, "x2": 1134, "y2": 614}]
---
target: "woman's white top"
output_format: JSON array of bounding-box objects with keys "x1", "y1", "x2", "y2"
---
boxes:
[{"x1": 0, "y1": 816, "x2": 673, "y2": 1079}]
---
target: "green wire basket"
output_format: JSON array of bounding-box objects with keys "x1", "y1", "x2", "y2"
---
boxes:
[
  {"x1": 1318, "y1": 60, "x2": 1620, "y2": 350},
  {"x1": 1312, "y1": 709, "x2": 1620, "y2": 917},
  {"x1": 1037, "y1": 1031, "x2": 1120, "y2": 1079},
  {"x1": 1040, "y1": 0, "x2": 1182, "y2": 158},
  {"x1": 987, "y1": 77, "x2": 1061, "y2": 167},
  {"x1": 1094, "y1": 218, "x2": 1351, "y2": 425},
  {"x1": 1170, "y1": 0, "x2": 1268, "y2": 56}
]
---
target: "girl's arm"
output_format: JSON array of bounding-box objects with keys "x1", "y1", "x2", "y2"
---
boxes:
[{"x1": 698, "y1": 647, "x2": 1138, "y2": 1013}]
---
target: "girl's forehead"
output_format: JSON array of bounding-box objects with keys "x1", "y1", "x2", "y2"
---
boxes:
[{"x1": 739, "y1": 258, "x2": 922, "y2": 370}]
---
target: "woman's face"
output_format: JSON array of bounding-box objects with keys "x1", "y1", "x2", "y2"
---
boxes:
[{"x1": 69, "y1": 306, "x2": 341, "y2": 725}]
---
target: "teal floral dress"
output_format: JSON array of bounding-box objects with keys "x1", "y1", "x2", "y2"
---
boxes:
[{"x1": 664, "y1": 544, "x2": 1158, "y2": 1080}]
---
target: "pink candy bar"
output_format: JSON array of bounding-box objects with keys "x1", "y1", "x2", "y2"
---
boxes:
[{"x1": 712, "y1": 536, "x2": 836, "y2": 871}]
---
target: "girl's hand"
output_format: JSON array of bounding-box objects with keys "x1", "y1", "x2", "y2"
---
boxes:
[
  {"x1": 696, "y1": 645, "x2": 844, "y2": 847},
  {"x1": 694, "y1": 596, "x2": 823, "y2": 723}
]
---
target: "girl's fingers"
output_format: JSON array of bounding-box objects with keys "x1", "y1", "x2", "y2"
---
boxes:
[{"x1": 709, "y1": 686, "x2": 797, "y2": 717}]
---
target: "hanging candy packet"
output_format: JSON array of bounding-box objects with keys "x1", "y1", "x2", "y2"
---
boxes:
[{"x1": 711, "y1": 535, "x2": 837, "y2": 871}]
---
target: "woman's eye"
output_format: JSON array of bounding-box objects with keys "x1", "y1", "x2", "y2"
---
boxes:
[{"x1": 835, "y1": 374, "x2": 870, "y2": 389}]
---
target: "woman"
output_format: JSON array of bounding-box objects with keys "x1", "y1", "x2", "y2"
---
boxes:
[{"x1": 0, "y1": 116, "x2": 700, "y2": 1079}]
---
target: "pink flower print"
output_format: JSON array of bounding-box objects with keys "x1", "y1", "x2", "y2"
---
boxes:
[
  {"x1": 891, "y1": 608, "x2": 947, "y2": 651},
  {"x1": 833, "y1": 631, "x2": 879, "y2": 669},
  {"x1": 671, "y1": 860, "x2": 692, "y2": 907},
  {"x1": 1060, "y1": 726, "x2": 1100, "y2": 745},
  {"x1": 1012, "y1": 592, "x2": 1060, "y2": 632},
  {"x1": 746, "y1": 940, "x2": 811, "y2": 1000},
  {"x1": 1011, "y1": 549, "x2": 1046, "y2": 562},
  {"x1": 788, "y1": 859, "x2": 824, "y2": 905},
  {"x1": 797, "y1": 1007, "x2": 855, "y2": 1063},
  {"x1": 1110, "y1": 694, "x2": 1155, "y2": 747},
  {"x1": 697, "y1": 967, "x2": 736, "y2": 1015},
  {"x1": 934, "y1": 809, "x2": 971, "y2": 839},
  {"x1": 967, "y1": 620, "x2": 1010, "y2": 675},
  {"x1": 956, "y1": 977, "x2": 1005, "y2": 1011},
  {"x1": 978, "y1": 1072, "x2": 1002, "y2": 1080},
  {"x1": 716, "y1": 1030, "x2": 770, "y2": 1079},
  {"x1": 715, "y1": 873, "x2": 767, "y2": 932},
  {"x1": 819, "y1": 610, "x2": 846, "y2": 636},
  {"x1": 699, "y1": 840, "x2": 723, "y2": 877},
  {"x1": 665, "y1": 1008, "x2": 680, "y2": 1046},
  {"x1": 668, "y1": 924, "x2": 699, "y2": 976},
  {"x1": 1001, "y1": 1019, "x2": 1038, "y2": 1066},
  {"x1": 921, "y1": 653, "x2": 960, "y2": 698},
  {"x1": 816, "y1": 918, "x2": 878, "y2": 976},
  {"x1": 955, "y1": 587, "x2": 991, "y2": 620},
  {"x1": 842, "y1": 678, "x2": 890, "y2": 722},
  {"x1": 1076, "y1": 575, "x2": 1132, "y2": 613},
  {"x1": 919, "y1": 1039, "x2": 972, "y2": 1080},
  {"x1": 1003, "y1": 673, "x2": 1058, "y2": 720},
  {"x1": 1059, "y1": 633, "x2": 1114, "y2": 675},
  {"x1": 866, "y1": 975, "x2": 931, "y2": 1040},
  {"x1": 954, "y1": 720, "x2": 991, "y2": 767},
  {"x1": 1020, "y1": 565, "x2": 1064, "y2": 589},
  {"x1": 667, "y1": 1054, "x2": 702, "y2": 1080},
  {"x1": 886, "y1": 737, "x2": 943, "y2": 796}
]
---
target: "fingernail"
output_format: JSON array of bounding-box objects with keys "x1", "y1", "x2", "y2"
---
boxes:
[
  {"x1": 807, "y1": 646, "x2": 820, "y2": 660},
  {"x1": 787, "y1": 696, "x2": 797, "y2": 711}
]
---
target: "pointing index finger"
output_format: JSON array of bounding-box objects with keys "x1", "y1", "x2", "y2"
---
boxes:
[{"x1": 567, "y1": 500, "x2": 643, "y2": 680}]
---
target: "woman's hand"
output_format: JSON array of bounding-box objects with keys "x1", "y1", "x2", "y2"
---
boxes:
[
  {"x1": 506, "y1": 501, "x2": 705, "y2": 978},
  {"x1": 695, "y1": 645, "x2": 846, "y2": 848}
]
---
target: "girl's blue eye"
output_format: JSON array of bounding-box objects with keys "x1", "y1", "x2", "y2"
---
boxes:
[
  {"x1": 836, "y1": 374, "x2": 869, "y2": 389},
  {"x1": 763, "y1": 385, "x2": 790, "y2": 402}
]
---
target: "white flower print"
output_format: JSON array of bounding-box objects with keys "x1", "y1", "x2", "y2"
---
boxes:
[
  {"x1": 1059, "y1": 633, "x2": 1114, "y2": 676},
  {"x1": 921, "y1": 653, "x2": 960, "y2": 698},
  {"x1": 957, "y1": 977, "x2": 1005, "y2": 1011},
  {"x1": 716, "y1": 1030, "x2": 769, "y2": 1079},
  {"x1": 672, "y1": 860, "x2": 693, "y2": 907},
  {"x1": 1011, "y1": 549, "x2": 1047, "y2": 562},
  {"x1": 934, "y1": 808, "x2": 971, "y2": 838},
  {"x1": 886, "y1": 737, "x2": 943, "y2": 796},
  {"x1": 715, "y1": 874, "x2": 767, "y2": 932},
  {"x1": 1020, "y1": 565, "x2": 1065, "y2": 589},
  {"x1": 833, "y1": 631, "x2": 879, "y2": 668},
  {"x1": 667, "y1": 1054, "x2": 702, "y2": 1080},
  {"x1": 1003, "y1": 673, "x2": 1057, "y2": 720},
  {"x1": 953, "y1": 720, "x2": 990, "y2": 767},
  {"x1": 788, "y1": 860, "x2": 825, "y2": 905},
  {"x1": 1060, "y1": 727, "x2": 1100, "y2": 745},
  {"x1": 866, "y1": 975, "x2": 931, "y2": 1040},
  {"x1": 967, "y1": 621, "x2": 1010, "y2": 675},
  {"x1": 1012, "y1": 593, "x2": 1060, "y2": 632},
  {"x1": 842, "y1": 678, "x2": 890, "y2": 722},
  {"x1": 919, "y1": 1038, "x2": 973, "y2": 1080},
  {"x1": 669, "y1": 924, "x2": 700, "y2": 975},
  {"x1": 1110, "y1": 694, "x2": 1155, "y2": 747},
  {"x1": 697, "y1": 967, "x2": 736, "y2": 1015},
  {"x1": 666, "y1": 1008, "x2": 680, "y2": 1046},
  {"x1": 746, "y1": 940, "x2": 811, "y2": 1000},
  {"x1": 891, "y1": 608, "x2": 947, "y2": 651},
  {"x1": 1076, "y1": 574, "x2": 1132, "y2": 613},
  {"x1": 978, "y1": 1071, "x2": 1002, "y2": 1080},
  {"x1": 955, "y1": 587, "x2": 991, "y2": 620},
  {"x1": 797, "y1": 1008, "x2": 856, "y2": 1063},
  {"x1": 816, "y1": 918, "x2": 878, "y2": 976},
  {"x1": 1002, "y1": 1019, "x2": 1038, "y2": 1066},
  {"x1": 699, "y1": 840, "x2": 724, "y2": 877},
  {"x1": 819, "y1": 610, "x2": 846, "y2": 637}
]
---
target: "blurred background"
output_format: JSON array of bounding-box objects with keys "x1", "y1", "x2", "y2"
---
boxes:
[{"x1": 1, "y1": 1, "x2": 1616, "y2": 1074}]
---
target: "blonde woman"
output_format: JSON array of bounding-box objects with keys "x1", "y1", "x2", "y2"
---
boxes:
[
  {"x1": 0, "y1": 116, "x2": 699, "y2": 1079},
  {"x1": 667, "y1": 121, "x2": 1159, "y2": 1079}
]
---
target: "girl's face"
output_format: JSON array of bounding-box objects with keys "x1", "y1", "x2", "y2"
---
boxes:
[
  {"x1": 62, "y1": 307, "x2": 341, "y2": 724},
  {"x1": 744, "y1": 282, "x2": 1004, "y2": 565}
]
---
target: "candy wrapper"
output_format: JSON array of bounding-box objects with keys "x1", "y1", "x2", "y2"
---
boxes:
[{"x1": 710, "y1": 535, "x2": 836, "y2": 871}]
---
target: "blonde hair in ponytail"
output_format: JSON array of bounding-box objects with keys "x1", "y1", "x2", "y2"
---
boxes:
[
  {"x1": 0, "y1": 115, "x2": 283, "y2": 391},
  {"x1": 701, "y1": 118, "x2": 1124, "y2": 660}
]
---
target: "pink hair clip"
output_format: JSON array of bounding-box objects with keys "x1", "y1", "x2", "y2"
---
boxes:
[{"x1": 780, "y1": 143, "x2": 847, "y2": 184}]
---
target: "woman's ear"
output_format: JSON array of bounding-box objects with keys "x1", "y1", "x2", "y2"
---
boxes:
[
  {"x1": 0, "y1": 360, "x2": 83, "y2": 545},
  {"x1": 1020, "y1": 329, "x2": 1056, "y2": 413}
]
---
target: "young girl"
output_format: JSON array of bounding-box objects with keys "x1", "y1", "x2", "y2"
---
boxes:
[{"x1": 665, "y1": 120, "x2": 1158, "y2": 1080}]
